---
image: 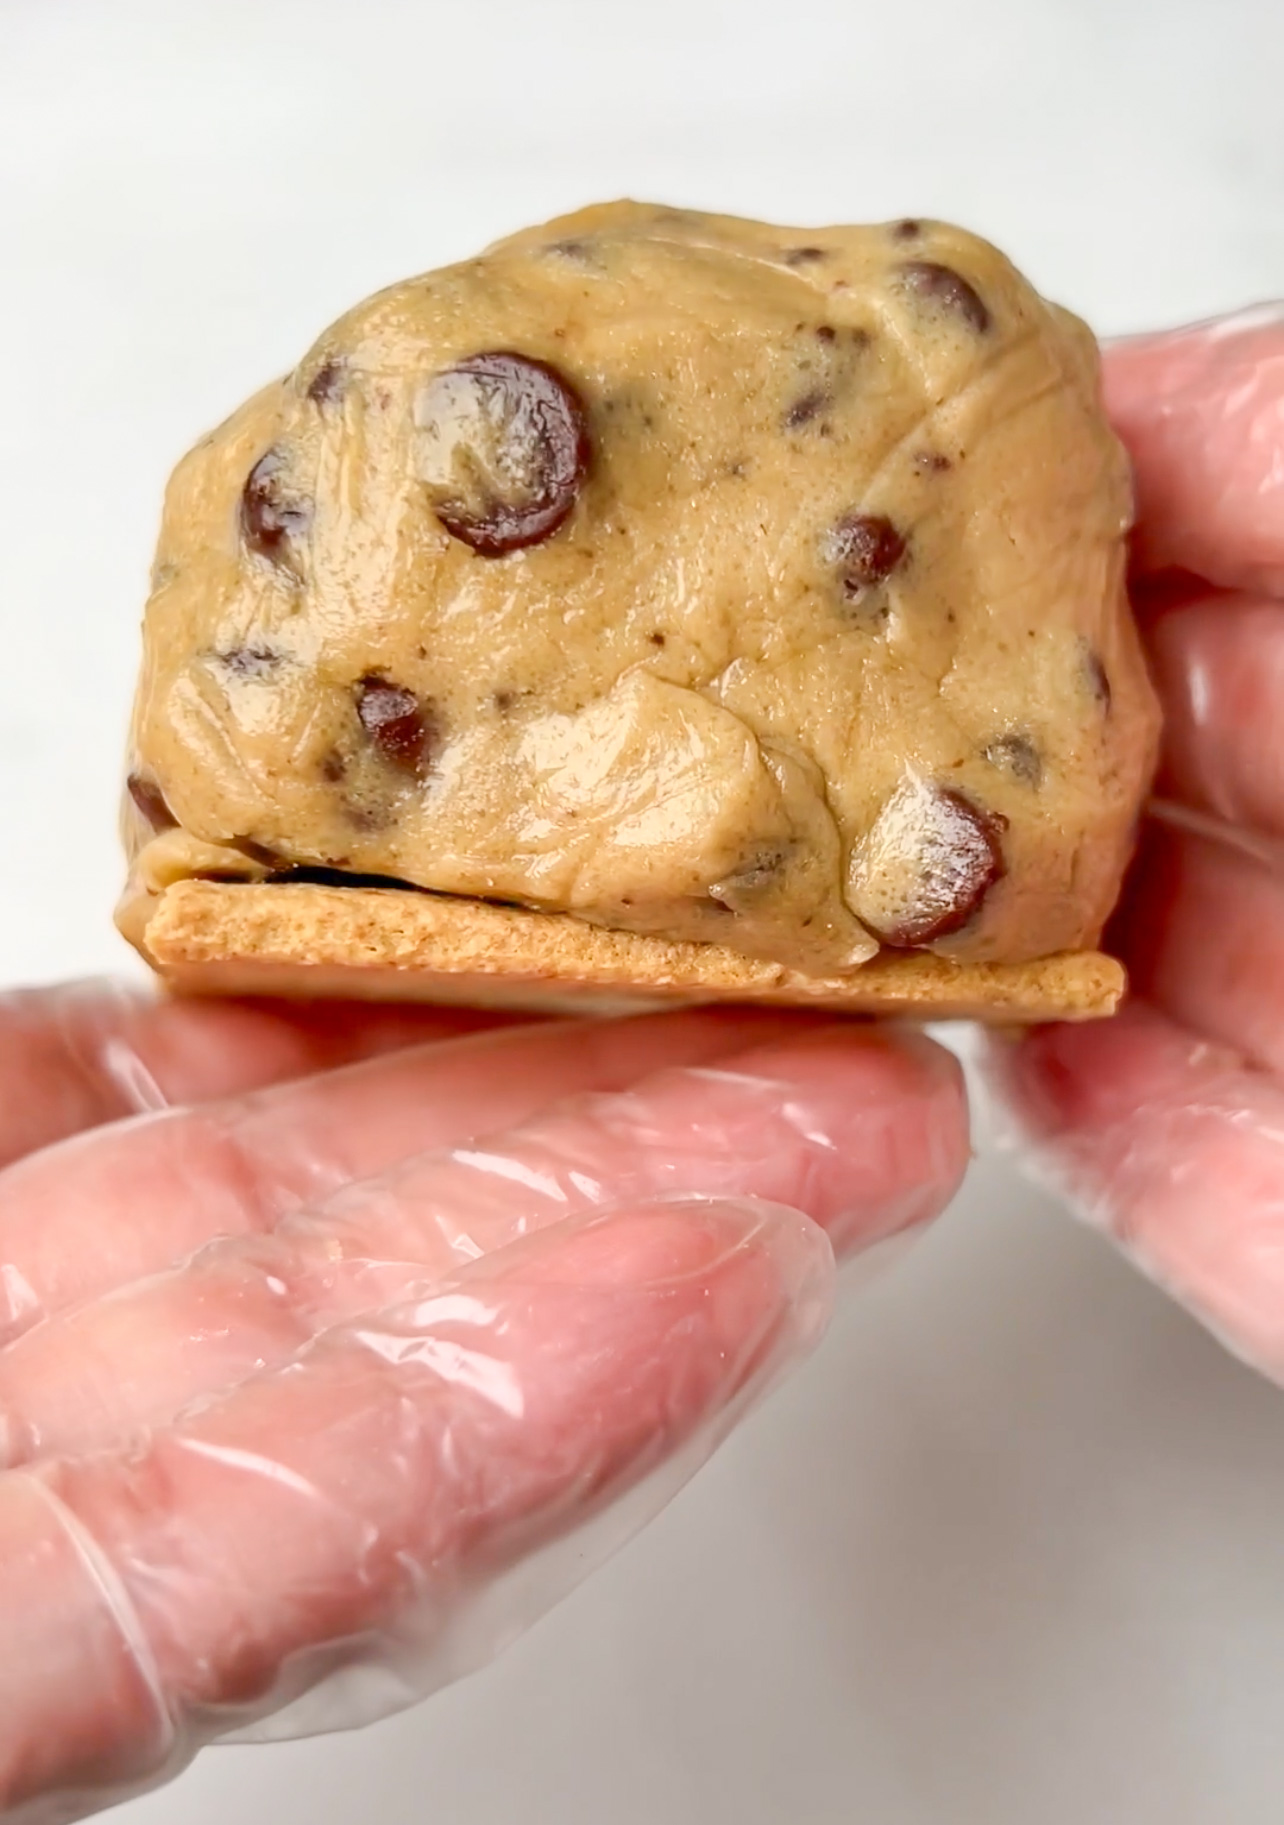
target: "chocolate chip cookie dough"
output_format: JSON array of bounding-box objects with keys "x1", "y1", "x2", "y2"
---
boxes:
[{"x1": 118, "y1": 201, "x2": 1160, "y2": 1006}]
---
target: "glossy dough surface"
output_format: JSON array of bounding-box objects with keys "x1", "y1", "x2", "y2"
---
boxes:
[{"x1": 121, "y1": 202, "x2": 1160, "y2": 974}]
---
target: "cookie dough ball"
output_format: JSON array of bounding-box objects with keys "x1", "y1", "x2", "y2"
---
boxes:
[{"x1": 121, "y1": 202, "x2": 1160, "y2": 975}]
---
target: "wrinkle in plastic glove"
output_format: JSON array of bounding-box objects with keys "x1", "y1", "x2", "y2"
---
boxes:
[
  {"x1": 982, "y1": 306, "x2": 1284, "y2": 1378},
  {"x1": 0, "y1": 995, "x2": 970, "y2": 1822}
]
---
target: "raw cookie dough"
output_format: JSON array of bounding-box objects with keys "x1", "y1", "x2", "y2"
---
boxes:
[{"x1": 119, "y1": 202, "x2": 1161, "y2": 977}]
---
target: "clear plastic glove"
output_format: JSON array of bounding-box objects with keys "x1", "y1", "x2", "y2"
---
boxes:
[
  {"x1": 0, "y1": 989, "x2": 969, "y2": 1821},
  {"x1": 984, "y1": 305, "x2": 1284, "y2": 1377}
]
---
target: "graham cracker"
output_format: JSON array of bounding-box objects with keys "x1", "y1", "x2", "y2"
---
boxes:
[{"x1": 131, "y1": 879, "x2": 1124, "y2": 1022}]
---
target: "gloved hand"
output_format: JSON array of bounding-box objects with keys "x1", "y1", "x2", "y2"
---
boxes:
[
  {"x1": 985, "y1": 307, "x2": 1284, "y2": 1377},
  {"x1": 0, "y1": 986, "x2": 968, "y2": 1821}
]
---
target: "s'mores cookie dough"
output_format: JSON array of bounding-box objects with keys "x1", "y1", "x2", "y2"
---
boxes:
[{"x1": 118, "y1": 202, "x2": 1160, "y2": 1015}]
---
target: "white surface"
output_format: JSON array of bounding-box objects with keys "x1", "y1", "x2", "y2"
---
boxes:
[{"x1": 2, "y1": 1, "x2": 1283, "y2": 1819}]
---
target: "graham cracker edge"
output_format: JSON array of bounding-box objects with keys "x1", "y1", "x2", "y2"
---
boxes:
[{"x1": 128, "y1": 880, "x2": 1124, "y2": 1022}]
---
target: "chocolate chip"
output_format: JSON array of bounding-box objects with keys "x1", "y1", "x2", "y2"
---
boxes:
[
  {"x1": 914, "y1": 450, "x2": 951, "y2": 474},
  {"x1": 893, "y1": 219, "x2": 922, "y2": 240},
  {"x1": 241, "y1": 449, "x2": 312, "y2": 566},
  {"x1": 415, "y1": 350, "x2": 590, "y2": 556},
  {"x1": 216, "y1": 643, "x2": 284, "y2": 678},
  {"x1": 784, "y1": 246, "x2": 829, "y2": 267},
  {"x1": 232, "y1": 837, "x2": 283, "y2": 866},
  {"x1": 784, "y1": 388, "x2": 830, "y2": 430},
  {"x1": 898, "y1": 260, "x2": 991, "y2": 333},
  {"x1": 127, "y1": 773, "x2": 176, "y2": 832},
  {"x1": 827, "y1": 512, "x2": 907, "y2": 594},
  {"x1": 851, "y1": 782, "x2": 1007, "y2": 948},
  {"x1": 815, "y1": 324, "x2": 837, "y2": 343},
  {"x1": 710, "y1": 843, "x2": 794, "y2": 913},
  {"x1": 356, "y1": 675, "x2": 439, "y2": 774},
  {"x1": 306, "y1": 359, "x2": 347, "y2": 405},
  {"x1": 985, "y1": 732, "x2": 1043, "y2": 787},
  {"x1": 1083, "y1": 647, "x2": 1112, "y2": 711},
  {"x1": 544, "y1": 238, "x2": 597, "y2": 264},
  {"x1": 648, "y1": 631, "x2": 667, "y2": 647}
]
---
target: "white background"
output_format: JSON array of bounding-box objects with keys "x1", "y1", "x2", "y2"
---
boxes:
[{"x1": 2, "y1": 1, "x2": 1284, "y2": 1820}]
